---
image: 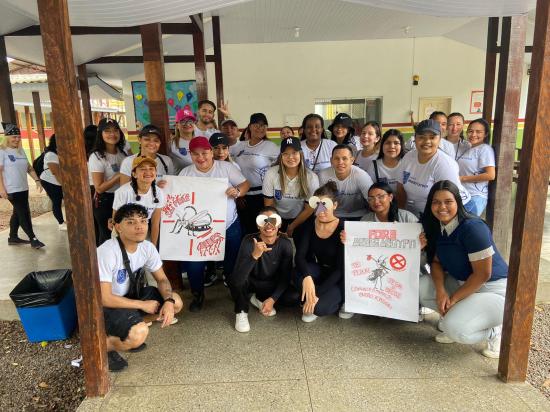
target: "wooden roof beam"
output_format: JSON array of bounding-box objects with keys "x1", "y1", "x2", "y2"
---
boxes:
[
  {"x1": 6, "y1": 23, "x2": 196, "y2": 36},
  {"x1": 86, "y1": 55, "x2": 216, "y2": 64}
]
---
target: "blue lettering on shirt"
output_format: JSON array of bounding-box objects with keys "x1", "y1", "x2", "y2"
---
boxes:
[{"x1": 402, "y1": 171, "x2": 411, "y2": 184}]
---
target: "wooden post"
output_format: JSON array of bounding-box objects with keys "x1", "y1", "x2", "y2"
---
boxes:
[
  {"x1": 49, "y1": 112, "x2": 54, "y2": 132},
  {"x1": 78, "y1": 64, "x2": 93, "y2": 126},
  {"x1": 192, "y1": 14, "x2": 208, "y2": 101},
  {"x1": 498, "y1": 0, "x2": 550, "y2": 382},
  {"x1": 0, "y1": 36, "x2": 16, "y2": 124},
  {"x1": 24, "y1": 106, "x2": 36, "y2": 162},
  {"x1": 486, "y1": 15, "x2": 526, "y2": 258},
  {"x1": 37, "y1": 0, "x2": 109, "y2": 397},
  {"x1": 140, "y1": 23, "x2": 170, "y2": 153},
  {"x1": 15, "y1": 110, "x2": 22, "y2": 130},
  {"x1": 212, "y1": 16, "x2": 225, "y2": 126},
  {"x1": 32, "y1": 91, "x2": 46, "y2": 152},
  {"x1": 483, "y1": 17, "x2": 499, "y2": 125}
]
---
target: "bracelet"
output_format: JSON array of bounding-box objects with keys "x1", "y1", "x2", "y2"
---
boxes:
[{"x1": 164, "y1": 297, "x2": 175, "y2": 304}]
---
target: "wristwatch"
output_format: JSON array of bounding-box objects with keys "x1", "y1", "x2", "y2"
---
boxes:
[{"x1": 164, "y1": 297, "x2": 175, "y2": 304}]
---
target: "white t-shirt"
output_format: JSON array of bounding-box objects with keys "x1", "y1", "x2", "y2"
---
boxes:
[
  {"x1": 319, "y1": 165, "x2": 374, "y2": 218},
  {"x1": 449, "y1": 139, "x2": 472, "y2": 162},
  {"x1": 119, "y1": 153, "x2": 174, "y2": 181},
  {"x1": 405, "y1": 136, "x2": 455, "y2": 158},
  {"x1": 301, "y1": 139, "x2": 337, "y2": 175},
  {"x1": 40, "y1": 151, "x2": 61, "y2": 186},
  {"x1": 88, "y1": 151, "x2": 127, "y2": 193},
  {"x1": 365, "y1": 158, "x2": 401, "y2": 192},
  {"x1": 98, "y1": 238, "x2": 162, "y2": 297},
  {"x1": 194, "y1": 125, "x2": 218, "y2": 138},
  {"x1": 262, "y1": 165, "x2": 320, "y2": 219},
  {"x1": 179, "y1": 160, "x2": 246, "y2": 226},
  {"x1": 458, "y1": 143, "x2": 495, "y2": 199},
  {"x1": 230, "y1": 140, "x2": 279, "y2": 195},
  {"x1": 355, "y1": 152, "x2": 378, "y2": 172},
  {"x1": 169, "y1": 138, "x2": 193, "y2": 173},
  {"x1": 112, "y1": 182, "x2": 166, "y2": 219},
  {"x1": 397, "y1": 150, "x2": 472, "y2": 216},
  {"x1": 0, "y1": 148, "x2": 28, "y2": 193}
]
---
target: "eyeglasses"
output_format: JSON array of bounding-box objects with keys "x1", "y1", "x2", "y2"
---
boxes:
[
  {"x1": 179, "y1": 120, "x2": 195, "y2": 126},
  {"x1": 367, "y1": 194, "x2": 388, "y2": 202}
]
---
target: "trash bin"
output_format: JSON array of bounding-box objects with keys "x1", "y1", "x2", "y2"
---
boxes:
[{"x1": 9, "y1": 270, "x2": 77, "y2": 342}]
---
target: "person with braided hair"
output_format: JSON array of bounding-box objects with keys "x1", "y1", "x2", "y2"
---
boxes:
[{"x1": 113, "y1": 156, "x2": 165, "y2": 246}]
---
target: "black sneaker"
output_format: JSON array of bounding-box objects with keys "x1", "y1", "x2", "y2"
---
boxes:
[
  {"x1": 107, "y1": 351, "x2": 128, "y2": 372},
  {"x1": 30, "y1": 238, "x2": 45, "y2": 249},
  {"x1": 203, "y1": 270, "x2": 217, "y2": 288},
  {"x1": 8, "y1": 237, "x2": 31, "y2": 245},
  {"x1": 222, "y1": 274, "x2": 229, "y2": 288},
  {"x1": 189, "y1": 291, "x2": 204, "y2": 312}
]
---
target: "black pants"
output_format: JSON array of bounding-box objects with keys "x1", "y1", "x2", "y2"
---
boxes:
[
  {"x1": 229, "y1": 273, "x2": 300, "y2": 313},
  {"x1": 41, "y1": 180, "x2": 64, "y2": 224},
  {"x1": 8, "y1": 190, "x2": 35, "y2": 240},
  {"x1": 237, "y1": 193, "x2": 265, "y2": 235},
  {"x1": 296, "y1": 262, "x2": 344, "y2": 317},
  {"x1": 93, "y1": 191, "x2": 115, "y2": 245}
]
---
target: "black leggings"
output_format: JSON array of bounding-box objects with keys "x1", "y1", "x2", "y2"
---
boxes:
[
  {"x1": 237, "y1": 193, "x2": 265, "y2": 235},
  {"x1": 229, "y1": 275, "x2": 300, "y2": 313},
  {"x1": 93, "y1": 192, "x2": 115, "y2": 245},
  {"x1": 8, "y1": 190, "x2": 35, "y2": 240},
  {"x1": 41, "y1": 180, "x2": 64, "y2": 224}
]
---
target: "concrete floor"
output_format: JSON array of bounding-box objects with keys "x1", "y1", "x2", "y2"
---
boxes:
[{"x1": 0, "y1": 198, "x2": 549, "y2": 411}]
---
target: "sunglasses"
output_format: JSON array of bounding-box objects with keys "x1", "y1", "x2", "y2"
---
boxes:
[{"x1": 256, "y1": 213, "x2": 282, "y2": 228}]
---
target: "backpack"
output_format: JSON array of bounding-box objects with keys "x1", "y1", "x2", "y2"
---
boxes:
[{"x1": 32, "y1": 151, "x2": 47, "y2": 177}]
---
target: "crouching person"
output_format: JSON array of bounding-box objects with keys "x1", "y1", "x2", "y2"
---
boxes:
[
  {"x1": 98, "y1": 203, "x2": 183, "y2": 371},
  {"x1": 229, "y1": 206, "x2": 299, "y2": 332}
]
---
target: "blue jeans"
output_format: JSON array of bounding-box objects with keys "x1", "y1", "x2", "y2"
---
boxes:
[
  {"x1": 464, "y1": 196, "x2": 488, "y2": 216},
  {"x1": 181, "y1": 218, "x2": 242, "y2": 293}
]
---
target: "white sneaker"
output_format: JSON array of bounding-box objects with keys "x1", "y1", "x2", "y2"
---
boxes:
[
  {"x1": 58, "y1": 223, "x2": 67, "y2": 231},
  {"x1": 435, "y1": 333, "x2": 455, "y2": 344},
  {"x1": 420, "y1": 307, "x2": 435, "y2": 315},
  {"x1": 235, "y1": 311, "x2": 250, "y2": 333},
  {"x1": 437, "y1": 318, "x2": 444, "y2": 332},
  {"x1": 338, "y1": 307, "x2": 354, "y2": 319},
  {"x1": 482, "y1": 326, "x2": 502, "y2": 358},
  {"x1": 249, "y1": 294, "x2": 276, "y2": 316},
  {"x1": 301, "y1": 313, "x2": 318, "y2": 323}
]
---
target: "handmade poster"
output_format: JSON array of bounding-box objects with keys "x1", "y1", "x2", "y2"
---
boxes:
[
  {"x1": 344, "y1": 221, "x2": 422, "y2": 322},
  {"x1": 159, "y1": 176, "x2": 227, "y2": 261},
  {"x1": 131, "y1": 80, "x2": 198, "y2": 127}
]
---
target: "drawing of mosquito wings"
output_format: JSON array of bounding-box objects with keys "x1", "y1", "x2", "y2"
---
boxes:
[{"x1": 186, "y1": 209, "x2": 212, "y2": 232}]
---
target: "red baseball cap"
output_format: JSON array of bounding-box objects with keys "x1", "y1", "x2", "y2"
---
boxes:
[
  {"x1": 189, "y1": 136, "x2": 212, "y2": 152},
  {"x1": 175, "y1": 108, "x2": 196, "y2": 123}
]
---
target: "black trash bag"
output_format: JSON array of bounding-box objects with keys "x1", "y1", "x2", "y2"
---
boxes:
[{"x1": 10, "y1": 270, "x2": 73, "y2": 308}]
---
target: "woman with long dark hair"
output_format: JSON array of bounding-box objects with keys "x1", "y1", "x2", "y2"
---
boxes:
[
  {"x1": 39, "y1": 135, "x2": 66, "y2": 230},
  {"x1": 263, "y1": 136, "x2": 319, "y2": 238},
  {"x1": 328, "y1": 113, "x2": 361, "y2": 152},
  {"x1": 299, "y1": 113, "x2": 337, "y2": 175},
  {"x1": 457, "y1": 118, "x2": 495, "y2": 216},
  {"x1": 420, "y1": 180, "x2": 507, "y2": 358},
  {"x1": 363, "y1": 129, "x2": 404, "y2": 192},
  {"x1": 230, "y1": 113, "x2": 279, "y2": 234},
  {"x1": 88, "y1": 118, "x2": 128, "y2": 245},
  {"x1": 355, "y1": 121, "x2": 382, "y2": 171}
]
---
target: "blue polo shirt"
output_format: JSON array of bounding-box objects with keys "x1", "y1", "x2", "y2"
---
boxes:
[{"x1": 436, "y1": 218, "x2": 508, "y2": 282}]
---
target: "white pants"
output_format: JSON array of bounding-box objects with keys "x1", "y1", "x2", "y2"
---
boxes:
[{"x1": 419, "y1": 275, "x2": 507, "y2": 344}]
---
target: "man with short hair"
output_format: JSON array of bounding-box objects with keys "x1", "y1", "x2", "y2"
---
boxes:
[
  {"x1": 220, "y1": 119, "x2": 240, "y2": 146},
  {"x1": 98, "y1": 203, "x2": 183, "y2": 371},
  {"x1": 194, "y1": 99, "x2": 219, "y2": 138}
]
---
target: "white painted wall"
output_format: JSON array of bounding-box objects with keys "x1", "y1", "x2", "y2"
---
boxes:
[{"x1": 122, "y1": 36, "x2": 530, "y2": 130}]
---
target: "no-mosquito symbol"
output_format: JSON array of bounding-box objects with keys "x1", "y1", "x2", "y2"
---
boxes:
[{"x1": 390, "y1": 254, "x2": 406, "y2": 271}]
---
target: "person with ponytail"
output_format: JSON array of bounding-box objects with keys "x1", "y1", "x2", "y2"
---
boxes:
[
  {"x1": 112, "y1": 156, "x2": 165, "y2": 246},
  {"x1": 119, "y1": 124, "x2": 174, "y2": 185},
  {"x1": 445, "y1": 112, "x2": 471, "y2": 161},
  {"x1": 39, "y1": 134, "x2": 67, "y2": 230},
  {"x1": 355, "y1": 121, "x2": 382, "y2": 171}
]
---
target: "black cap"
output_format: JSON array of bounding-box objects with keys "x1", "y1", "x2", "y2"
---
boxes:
[
  {"x1": 415, "y1": 119, "x2": 441, "y2": 135},
  {"x1": 2, "y1": 122, "x2": 20, "y2": 136},
  {"x1": 280, "y1": 137, "x2": 302, "y2": 153},
  {"x1": 328, "y1": 113, "x2": 354, "y2": 133},
  {"x1": 97, "y1": 117, "x2": 121, "y2": 133},
  {"x1": 221, "y1": 118, "x2": 237, "y2": 128},
  {"x1": 249, "y1": 113, "x2": 268, "y2": 126},
  {"x1": 209, "y1": 132, "x2": 230, "y2": 147},
  {"x1": 139, "y1": 124, "x2": 162, "y2": 137}
]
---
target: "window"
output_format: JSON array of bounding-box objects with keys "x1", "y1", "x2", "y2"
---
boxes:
[{"x1": 314, "y1": 97, "x2": 383, "y2": 131}]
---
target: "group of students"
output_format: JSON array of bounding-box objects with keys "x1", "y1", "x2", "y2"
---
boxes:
[{"x1": 0, "y1": 103, "x2": 506, "y2": 372}]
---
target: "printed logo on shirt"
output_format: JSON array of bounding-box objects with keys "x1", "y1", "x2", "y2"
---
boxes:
[
  {"x1": 258, "y1": 166, "x2": 269, "y2": 182},
  {"x1": 178, "y1": 147, "x2": 188, "y2": 156},
  {"x1": 116, "y1": 269, "x2": 127, "y2": 284},
  {"x1": 402, "y1": 171, "x2": 411, "y2": 184},
  {"x1": 274, "y1": 189, "x2": 282, "y2": 200},
  {"x1": 111, "y1": 164, "x2": 120, "y2": 173},
  {"x1": 7, "y1": 155, "x2": 16, "y2": 162},
  {"x1": 235, "y1": 150, "x2": 245, "y2": 158},
  {"x1": 304, "y1": 158, "x2": 311, "y2": 167}
]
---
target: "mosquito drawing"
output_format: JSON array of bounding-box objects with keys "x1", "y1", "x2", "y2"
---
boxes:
[
  {"x1": 169, "y1": 206, "x2": 213, "y2": 236},
  {"x1": 368, "y1": 255, "x2": 390, "y2": 290}
]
